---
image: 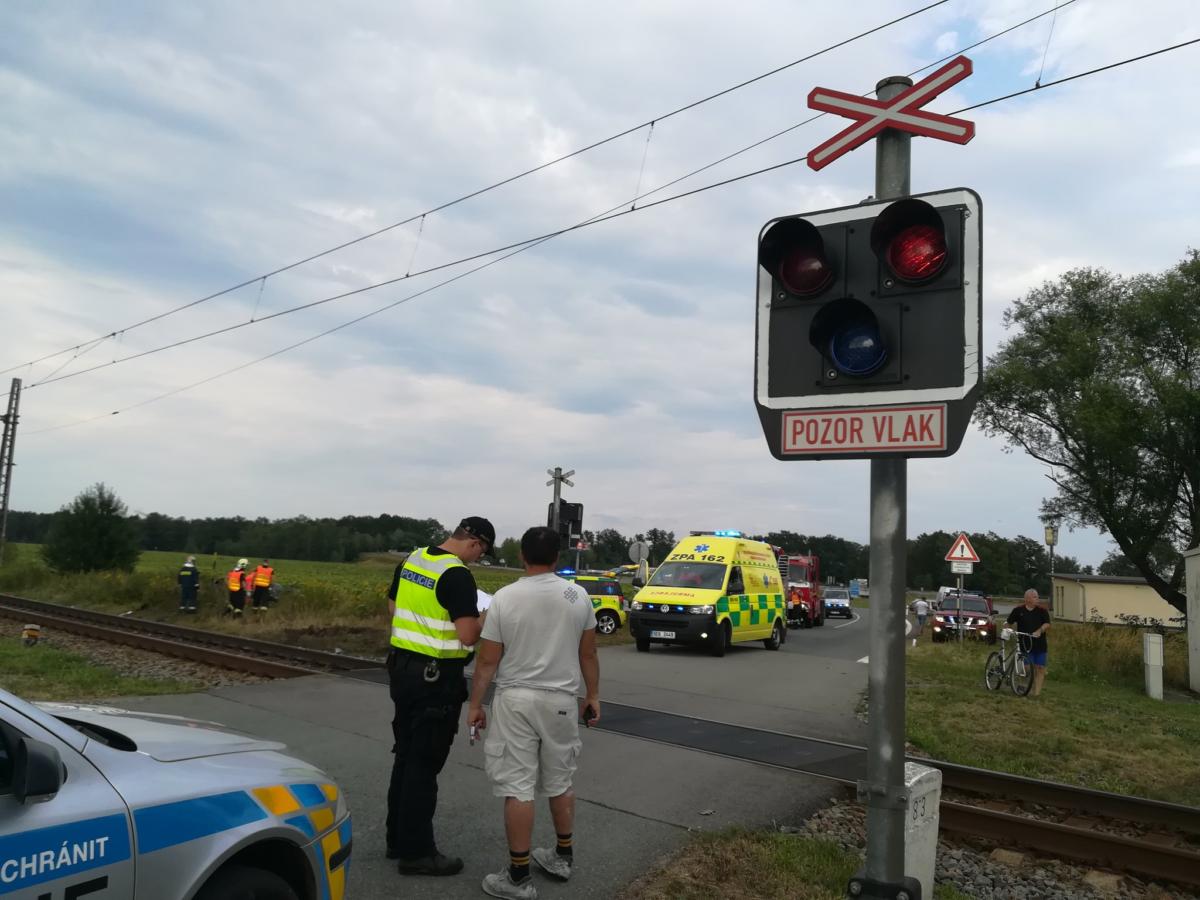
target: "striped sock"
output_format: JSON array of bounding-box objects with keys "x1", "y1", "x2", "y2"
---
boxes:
[
  {"x1": 556, "y1": 832, "x2": 573, "y2": 858},
  {"x1": 509, "y1": 849, "x2": 530, "y2": 882}
]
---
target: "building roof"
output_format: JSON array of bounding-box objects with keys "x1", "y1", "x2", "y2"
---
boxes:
[{"x1": 1053, "y1": 573, "x2": 1150, "y2": 586}]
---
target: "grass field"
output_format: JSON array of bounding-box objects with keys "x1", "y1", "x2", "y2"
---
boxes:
[
  {"x1": 0, "y1": 543, "x2": 632, "y2": 655},
  {"x1": 905, "y1": 620, "x2": 1200, "y2": 805},
  {"x1": 622, "y1": 829, "x2": 969, "y2": 900},
  {"x1": 0, "y1": 636, "x2": 198, "y2": 701}
]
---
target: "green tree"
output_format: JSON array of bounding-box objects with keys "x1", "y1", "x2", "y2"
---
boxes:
[
  {"x1": 496, "y1": 537, "x2": 520, "y2": 568},
  {"x1": 645, "y1": 528, "x2": 676, "y2": 565},
  {"x1": 42, "y1": 483, "x2": 141, "y2": 573},
  {"x1": 1097, "y1": 551, "x2": 1140, "y2": 577},
  {"x1": 592, "y1": 528, "x2": 630, "y2": 566},
  {"x1": 977, "y1": 255, "x2": 1200, "y2": 613}
]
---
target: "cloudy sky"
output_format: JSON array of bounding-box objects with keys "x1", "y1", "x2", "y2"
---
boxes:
[{"x1": 2, "y1": 1, "x2": 1197, "y2": 565}]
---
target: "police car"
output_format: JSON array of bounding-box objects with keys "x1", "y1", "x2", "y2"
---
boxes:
[{"x1": 0, "y1": 687, "x2": 351, "y2": 899}]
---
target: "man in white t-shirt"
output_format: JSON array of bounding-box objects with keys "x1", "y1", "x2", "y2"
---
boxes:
[
  {"x1": 911, "y1": 597, "x2": 930, "y2": 637},
  {"x1": 467, "y1": 526, "x2": 600, "y2": 900}
]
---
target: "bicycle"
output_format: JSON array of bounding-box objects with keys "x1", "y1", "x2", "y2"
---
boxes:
[{"x1": 983, "y1": 629, "x2": 1035, "y2": 696}]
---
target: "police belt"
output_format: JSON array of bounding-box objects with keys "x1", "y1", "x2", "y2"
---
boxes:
[{"x1": 387, "y1": 647, "x2": 471, "y2": 669}]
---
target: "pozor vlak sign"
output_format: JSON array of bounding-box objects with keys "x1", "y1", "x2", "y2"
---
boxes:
[{"x1": 754, "y1": 187, "x2": 982, "y2": 460}]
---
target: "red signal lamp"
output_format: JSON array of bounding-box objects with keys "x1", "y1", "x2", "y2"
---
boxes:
[
  {"x1": 870, "y1": 198, "x2": 949, "y2": 284},
  {"x1": 759, "y1": 217, "x2": 834, "y2": 298},
  {"x1": 778, "y1": 245, "x2": 833, "y2": 296},
  {"x1": 887, "y1": 224, "x2": 947, "y2": 282}
]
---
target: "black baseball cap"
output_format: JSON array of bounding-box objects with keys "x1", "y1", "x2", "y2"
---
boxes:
[{"x1": 458, "y1": 517, "x2": 495, "y2": 552}]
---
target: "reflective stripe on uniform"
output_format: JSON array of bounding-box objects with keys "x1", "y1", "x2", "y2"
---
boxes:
[{"x1": 391, "y1": 547, "x2": 470, "y2": 659}]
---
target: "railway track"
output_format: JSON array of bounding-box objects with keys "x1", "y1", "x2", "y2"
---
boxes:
[
  {"x1": 0, "y1": 592, "x2": 381, "y2": 679},
  {"x1": 3, "y1": 592, "x2": 1198, "y2": 889}
]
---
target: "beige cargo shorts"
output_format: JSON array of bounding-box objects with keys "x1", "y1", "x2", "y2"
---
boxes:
[{"x1": 484, "y1": 686, "x2": 582, "y2": 802}]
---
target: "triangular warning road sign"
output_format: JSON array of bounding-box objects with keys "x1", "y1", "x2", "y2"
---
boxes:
[{"x1": 945, "y1": 533, "x2": 980, "y2": 563}]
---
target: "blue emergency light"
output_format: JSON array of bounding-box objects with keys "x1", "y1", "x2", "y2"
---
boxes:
[{"x1": 712, "y1": 530, "x2": 743, "y2": 537}]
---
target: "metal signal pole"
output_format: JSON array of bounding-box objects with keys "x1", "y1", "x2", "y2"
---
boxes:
[
  {"x1": 863, "y1": 76, "x2": 913, "y2": 897},
  {"x1": 545, "y1": 466, "x2": 575, "y2": 535},
  {"x1": 0, "y1": 378, "x2": 23, "y2": 567}
]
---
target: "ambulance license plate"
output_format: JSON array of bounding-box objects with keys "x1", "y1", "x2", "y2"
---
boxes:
[{"x1": 650, "y1": 630, "x2": 675, "y2": 639}]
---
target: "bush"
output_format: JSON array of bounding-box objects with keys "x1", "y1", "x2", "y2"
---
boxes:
[{"x1": 41, "y1": 483, "x2": 140, "y2": 573}]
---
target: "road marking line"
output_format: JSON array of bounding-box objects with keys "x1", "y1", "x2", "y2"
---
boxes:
[
  {"x1": 858, "y1": 656, "x2": 869, "y2": 664},
  {"x1": 834, "y1": 612, "x2": 860, "y2": 629}
]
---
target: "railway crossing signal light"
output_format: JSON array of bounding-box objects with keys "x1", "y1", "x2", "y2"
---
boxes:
[{"x1": 754, "y1": 187, "x2": 982, "y2": 460}]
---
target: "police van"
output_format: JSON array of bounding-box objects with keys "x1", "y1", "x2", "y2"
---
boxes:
[
  {"x1": 628, "y1": 532, "x2": 786, "y2": 656},
  {"x1": 0, "y1": 687, "x2": 351, "y2": 900}
]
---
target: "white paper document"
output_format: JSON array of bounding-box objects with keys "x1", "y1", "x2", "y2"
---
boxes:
[{"x1": 477, "y1": 589, "x2": 494, "y2": 612}]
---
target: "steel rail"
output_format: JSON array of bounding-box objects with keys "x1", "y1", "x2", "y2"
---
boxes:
[
  {"x1": 934, "y1": 759, "x2": 1200, "y2": 834},
  {"x1": 0, "y1": 604, "x2": 315, "y2": 678},
  {"x1": 0, "y1": 592, "x2": 381, "y2": 671},
  {"x1": 939, "y1": 801, "x2": 1200, "y2": 889}
]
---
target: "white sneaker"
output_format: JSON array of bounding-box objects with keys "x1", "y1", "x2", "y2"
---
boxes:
[
  {"x1": 531, "y1": 847, "x2": 572, "y2": 881},
  {"x1": 482, "y1": 868, "x2": 537, "y2": 899}
]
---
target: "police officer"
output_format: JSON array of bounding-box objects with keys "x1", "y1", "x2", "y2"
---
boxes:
[{"x1": 385, "y1": 516, "x2": 493, "y2": 877}]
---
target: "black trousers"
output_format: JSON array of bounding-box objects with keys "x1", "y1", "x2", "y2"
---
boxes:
[
  {"x1": 252, "y1": 585, "x2": 270, "y2": 608},
  {"x1": 385, "y1": 650, "x2": 467, "y2": 859},
  {"x1": 228, "y1": 589, "x2": 245, "y2": 612}
]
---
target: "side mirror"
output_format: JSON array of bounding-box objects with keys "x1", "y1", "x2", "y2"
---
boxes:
[
  {"x1": 13, "y1": 738, "x2": 64, "y2": 804},
  {"x1": 632, "y1": 577, "x2": 645, "y2": 589}
]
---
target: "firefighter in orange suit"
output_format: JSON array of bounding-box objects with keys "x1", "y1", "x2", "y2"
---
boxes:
[
  {"x1": 252, "y1": 559, "x2": 275, "y2": 611},
  {"x1": 226, "y1": 559, "x2": 249, "y2": 617}
]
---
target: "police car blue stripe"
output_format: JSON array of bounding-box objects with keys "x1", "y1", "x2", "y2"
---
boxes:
[
  {"x1": 289, "y1": 783, "x2": 326, "y2": 809},
  {"x1": 337, "y1": 817, "x2": 352, "y2": 849},
  {"x1": 285, "y1": 815, "x2": 316, "y2": 839},
  {"x1": 0, "y1": 813, "x2": 130, "y2": 894},
  {"x1": 134, "y1": 791, "x2": 267, "y2": 854}
]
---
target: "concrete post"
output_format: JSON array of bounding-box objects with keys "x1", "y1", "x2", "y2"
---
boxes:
[
  {"x1": 904, "y1": 762, "x2": 942, "y2": 898},
  {"x1": 1143, "y1": 632, "x2": 1164, "y2": 701},
  {"x1": 1185, "y1": 547, "x2": 1200, "y2": 695}
]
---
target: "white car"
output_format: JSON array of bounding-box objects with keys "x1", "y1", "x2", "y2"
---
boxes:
[
  {"x1": 0, "y1": 687, "x2": 352, "y2": 900},
  {"x1": 823, "y1": 587, "x2": 853, "y2": 618}
]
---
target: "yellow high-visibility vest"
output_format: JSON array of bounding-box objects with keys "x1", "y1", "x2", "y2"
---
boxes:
[{"x1": 390, "y1": 548, "x2": 470, "y2": 660}]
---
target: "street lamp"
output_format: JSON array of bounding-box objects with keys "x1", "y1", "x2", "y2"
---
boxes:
[{"x1": 1043, "y1": 521, "x2": 1059, "y2": 611}]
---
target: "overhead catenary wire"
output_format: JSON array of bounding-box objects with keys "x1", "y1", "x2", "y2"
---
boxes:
[
  {"x1": 0, "y1": 0, "x2": 952, "y2": 379},
  {"x1": 15, "y1": 3, "x2": 1083, "y2": 393},
  {"x1": 17, "y1": 1, "x2": 1085, "y2": 396},
  {"x1": 23, "y1": 28, "x2": 1198, "y2": 437}
]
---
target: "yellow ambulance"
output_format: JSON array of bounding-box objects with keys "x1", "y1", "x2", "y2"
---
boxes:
[{"x1": 628, "y1": 532, "x2": 786, "y2": 656}]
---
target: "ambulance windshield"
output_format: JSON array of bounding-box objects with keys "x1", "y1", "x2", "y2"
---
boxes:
[{"x1": 647, "y1": 561, "x2": 728, "y2": 591}]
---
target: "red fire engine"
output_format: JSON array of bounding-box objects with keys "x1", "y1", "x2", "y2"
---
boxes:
[{"x1": 773, "y1": 550, "x2": 824, "y2": 628}]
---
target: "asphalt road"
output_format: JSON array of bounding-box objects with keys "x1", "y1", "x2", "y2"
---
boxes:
[{"x1": 118, "y1": 614, "x2": 873, "y2": 899}]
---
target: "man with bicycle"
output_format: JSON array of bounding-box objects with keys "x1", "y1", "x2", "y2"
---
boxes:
[{"x1": 1006, "y1": 589, "x2": 1051, "y2": 696}]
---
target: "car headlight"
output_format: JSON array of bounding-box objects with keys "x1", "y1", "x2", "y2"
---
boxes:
[
  {"x1": 688, "y1": 605, "x2": 714, "y2": 615},
  {"x1": 335, "y1": 787, "x2": 348, "y2": 825},
  {"x1": 631, "y1": 601, "x2": 643, "y2": 611},
  {"x1": 934, "y1": 615, "x2": 945, "y2": 623}
]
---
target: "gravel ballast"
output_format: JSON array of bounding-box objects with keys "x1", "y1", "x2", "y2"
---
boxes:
[{"x1": 797, "y1": 797, "x2": 1197, "y2": 899}]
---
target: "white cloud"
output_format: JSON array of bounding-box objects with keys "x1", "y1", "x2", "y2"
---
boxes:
[{"x1": 2, "y1": 1, "x2": 1196, "y2": 568}]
